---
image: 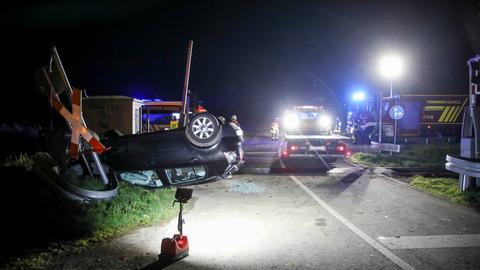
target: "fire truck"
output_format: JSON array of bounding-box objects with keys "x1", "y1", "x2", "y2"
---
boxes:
[
  {"x1": 347, "y1": 95, "x2": 468, "y2": 143},
  {"x1": 280, "y1": 106, "x2": 350, "y2": 157}
]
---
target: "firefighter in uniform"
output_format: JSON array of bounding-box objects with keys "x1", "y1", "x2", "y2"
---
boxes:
[
  {"x1": 334, "y1": 117, "x2": 341, "y2": 134},
  {"x1": 230, "y1": 115, "x2": 240, "y2": 128},
  {"x1": 271, "y1": 118, "x2": 280, "y2": 141}
]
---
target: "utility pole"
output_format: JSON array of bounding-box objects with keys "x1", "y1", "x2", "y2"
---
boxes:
[{"x1": 181, "y1": 40, "x2": 194, "y2": 127}]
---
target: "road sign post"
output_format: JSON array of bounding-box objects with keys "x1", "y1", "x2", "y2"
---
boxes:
[
  {"x1": 378, "y1": 91, "x2": 383, "y2": 144},
  {"x1": 389, "y1": 104, "x2": 404, "y2": 146}
]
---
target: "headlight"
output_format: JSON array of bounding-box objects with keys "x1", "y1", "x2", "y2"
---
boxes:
[
  {"x1": 319, "y1": 115, "x2": 332, "y2": 128},
  {"x1": 283, "y1": 112, "x2": 299, "y2": 130}
]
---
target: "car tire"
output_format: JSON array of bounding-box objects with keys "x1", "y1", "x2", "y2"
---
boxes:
[{"x1": 186, "y1": 112, "x2": 222, "y2": 148}]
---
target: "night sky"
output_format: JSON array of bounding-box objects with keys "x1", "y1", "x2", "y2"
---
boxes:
[{"x1": 2, "y1": 0, "x2": 480, "y2": 128}]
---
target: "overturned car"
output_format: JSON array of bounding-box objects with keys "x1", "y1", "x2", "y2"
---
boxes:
[
  {"x1": 34, "y1": 47, "x2": 243, "y2": 201},
  {"x1": 102, "y1": 112, "x2": 244, "y2": 188}
]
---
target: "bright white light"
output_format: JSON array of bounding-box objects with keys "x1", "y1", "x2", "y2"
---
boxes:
[
  {"x1": 352, "y1": 91, "x2": 366, "y2": 101},
  {"x1": 283, "y1": 112, "x2": 299, "y2": 130},
  {"x1": 319, "y1": 115, "x2": 332, "y2": 128},
  {"x1": 378, "y1": 55, "x2": 404, "y2": 79}
]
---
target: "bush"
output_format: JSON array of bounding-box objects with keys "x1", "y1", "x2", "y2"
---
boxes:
[{"x1": 2, "y1": 153, "x2": 34, "y2": 170}]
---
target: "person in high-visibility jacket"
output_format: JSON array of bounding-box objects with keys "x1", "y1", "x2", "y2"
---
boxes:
[
  {"x1": 334, "y1": 117, "x2": 341, "y2": 134},
  {"x1": 230, "y1": 115, "x2": 240, "y2": 128},
  {"x1": 271, "y1": 118, "x2": 280, "y2": 141}
]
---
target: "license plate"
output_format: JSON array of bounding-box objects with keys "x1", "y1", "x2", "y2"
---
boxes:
[{"x1": 308, "y1": 146, "x2": 326, "y2": 151}]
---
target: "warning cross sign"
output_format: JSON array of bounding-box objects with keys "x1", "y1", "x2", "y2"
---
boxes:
[{"x1": 49, "y1": 88, "x2": 105, "y2": 159}]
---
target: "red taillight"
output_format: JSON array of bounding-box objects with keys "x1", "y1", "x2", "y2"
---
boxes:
[
  {"x1": 336, "y1": 144, "x2": 345, "y2": 152},
  {"x1": 290, "y1": 145, "x2": 299, "y2": 151},
  {"x1": 282, "y1": 151, "x2": 289, "y2": 157},
  {"x1": 345, "y1": 151, "x2": 352, "y2": 157}
]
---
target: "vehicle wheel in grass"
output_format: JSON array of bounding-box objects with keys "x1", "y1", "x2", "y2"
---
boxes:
[{"x1": 186, "y1": 113, "x2": 222, "y2": 148}]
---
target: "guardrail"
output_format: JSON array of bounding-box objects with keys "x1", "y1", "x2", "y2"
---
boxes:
[
  {"x1": 370, "y1": 141, "x2": 401, "y2": 153},
  {"x1": 445, "y1": 155, "x2": 480, "y2": 178}
]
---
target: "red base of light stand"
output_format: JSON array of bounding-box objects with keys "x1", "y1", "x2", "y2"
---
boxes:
[
  {"x1": 159, "y1": 188, "x2": 192, "y2": 262},
  {"x1": 159, "y1": 234, "x2": 189, "y2": 261}
]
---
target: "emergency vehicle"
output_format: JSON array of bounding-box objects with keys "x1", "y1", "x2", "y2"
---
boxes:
[
  {"x1": 280, "y1": 106, "x2": 350, "y2": 157},
  {"x1": 347, "y1": 95, "x2": 468, "y2": 143},
  {"x1": 82, "y1": 97, "x2": 207, "y2": 137}
]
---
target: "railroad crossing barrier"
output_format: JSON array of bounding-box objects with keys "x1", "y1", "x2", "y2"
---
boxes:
[{"x1": 370, "y1": 141, "x2": 401, "y2": 153}]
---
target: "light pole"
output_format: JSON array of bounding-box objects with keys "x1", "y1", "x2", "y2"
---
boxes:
[{"x1": 378, "y1": 54, "x2": 404, "y2": 145}]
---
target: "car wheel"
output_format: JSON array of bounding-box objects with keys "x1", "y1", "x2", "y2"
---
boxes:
[{"x1": 186, "y1": 112, "x2": 222, "y2": 147}]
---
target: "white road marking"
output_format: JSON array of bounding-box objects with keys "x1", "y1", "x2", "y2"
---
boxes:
[
  {"x1": 290, "y1": 175, "x2": 415, "y2": 270},
  {"x1": 377, "y1": 234, "x2": 480, "y2": 250},
  {"x1": 327, "y1": 167, "x2": 364, "y2": 174}
]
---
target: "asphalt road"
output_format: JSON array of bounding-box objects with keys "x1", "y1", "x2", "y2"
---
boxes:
[{"x1": 53, "y1": 137, "x2": 480, "y2": 270}]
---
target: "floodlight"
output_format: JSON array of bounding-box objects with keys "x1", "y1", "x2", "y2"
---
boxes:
[{"x1": 378, "y1": 55, "x2": 404, "y2": 79}]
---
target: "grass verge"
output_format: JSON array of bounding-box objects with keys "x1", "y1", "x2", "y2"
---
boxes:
[
  {"x1": 5, "y1": 182, "x2": 177, "y2": 270},
  {"x1": 349, "y1": 144, "x2": 459, "y2": 167},
  {"x1": 409, "y1": 175, "x2": 480, "y2": 206},
  {"x1": 1, "y1": 154, "x2": 178, "y2": 269}
]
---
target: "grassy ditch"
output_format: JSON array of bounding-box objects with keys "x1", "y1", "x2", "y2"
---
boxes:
[
  {"x1": 349, "y1": 144, "x2": 459, "y2": 167},
  {"x1": 1, "y1": 154, "x2": 178, "y2": 269},
  {"x1": 410, "y1": 175, "x2": 480, "y2": 206}
]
